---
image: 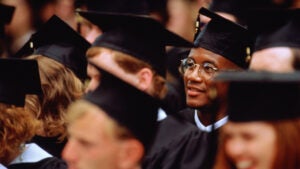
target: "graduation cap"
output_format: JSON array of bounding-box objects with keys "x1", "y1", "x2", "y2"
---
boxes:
[
  {"x1": 214, "y1": 71, "x2": 300, "y2": 122},
  {"x1": 77, "y1": 11, "x2": 194, "y2": 77},
  {"x1": 0, "y1": 3, "x2": 15, "y2": 38},
  {"x1": 14, "y1": 15, "x2": 91, "y2": 81},
  {"x1": 195, "y1": 7, "x2": 253, "y2": 69},
  {"x1": 0, "y1": 58, "x2": 42, "y2": 106},
  {"x1": 82, "y1": 0, "x2": 149, "y2": 15},
  {"x1": 84, "y1": 66, "x2": 159, "y2": 150},
  {"x1": 246, "y1": 8, "x2": 300, "y2": 51}
]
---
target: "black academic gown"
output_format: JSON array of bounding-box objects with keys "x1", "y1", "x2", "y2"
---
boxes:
[
  {"x1": 143, "y1": 111, "x2": 216, "y2": 169},
  {"x1": 30, "y1": 135, "x2": 67, "y2": 158},
  {"x1": 7, "y1": 143, "x2": 67, "y2": 169},
  {"x1": 8, "y1": 158, "x2": 67, "y2": 169}
]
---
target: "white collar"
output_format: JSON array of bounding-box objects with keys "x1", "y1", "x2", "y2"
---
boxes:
[
  {"x1": 194, "y1": 110, "x2": 228, "y2": 132},
  {"x1": 0, "y1": 164, "x2": 7, "y2": 169},
  {"x1": 10, "y1": 143, "x2": 52, "y2": 165},
  {"x1": 157, "y1": 108, "x2": 167, "y2": 121}
]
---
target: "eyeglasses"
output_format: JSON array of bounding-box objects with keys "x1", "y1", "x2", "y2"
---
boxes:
[{"x1": 179, "y1": 58, "x2": 218, "y2": 79}]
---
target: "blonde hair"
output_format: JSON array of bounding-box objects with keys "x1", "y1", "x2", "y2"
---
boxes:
[
  {"x1": 67, "y1": 99, "x2": 133, "y2": 140},
  {"x1": 25, "y1": 55, "x2": 84, "y2": 141},
  {"x1": 86, "y1": 47, "x2": 167, "y2": 99}
]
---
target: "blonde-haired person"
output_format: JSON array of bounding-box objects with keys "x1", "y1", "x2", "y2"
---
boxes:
[
  {"x1": 16, "y1": 15, "x2": 90, "y2": 158},
  {"x1": 0, "y1": 59, "x2": 66, "y2": 169},
  {"x1": 62, "y1": 68, "x2": 159, "y2": 169},
  {"x1": 213, "y1": 71, "x2": 300, "y2": 169}
]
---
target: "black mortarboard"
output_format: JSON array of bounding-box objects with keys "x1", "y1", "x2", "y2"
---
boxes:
[
  {"x1": 84, "y1": 66, "x2": 159, "y2": 150},
  {"x1": 0, "y1": 58, "x2": 42, "y2": 106},
  {"x1": 195, "y1": 7, "x2": 253, "y2": 69},
  {"x1": 14, "y1": 15, "x2": 91, "y2": 80},
  {"x1": 78, "y1": 11, "x2": 194, "y2": 77},
  {"x1": 83, "y1": 0, "x2": 149, "y2": 15},
  {"x1": 0, "y1": 3, "x2": 15, "y2": 38},
  {"x1": 246, "y1": 9, "x2": 300, "y2": 51},
  {"x1": 214, "y1": 71, "x2": 300, "y2": 122},
  {"x1": 209, "y1": 0, "x2": 281, "y2": 24}
]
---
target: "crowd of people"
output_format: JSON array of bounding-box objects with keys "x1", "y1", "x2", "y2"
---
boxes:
[{"x1": 1, "y1": 0, "x2": 300, "y2": 169}]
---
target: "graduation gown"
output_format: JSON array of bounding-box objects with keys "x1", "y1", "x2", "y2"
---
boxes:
[
  {"x1": 7, "y1": 143, "x2": 67, "y2": 169},
  {"x1": 142, "y1": 113, "x2": 216, "y2": 169},
  {"x1": 30, "y1": 135, "x2": 67, "y2": 158}
]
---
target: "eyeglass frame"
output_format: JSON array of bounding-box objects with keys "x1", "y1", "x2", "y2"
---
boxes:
[{"x1": 179, "y1": 57, "x2": 219, "y2": 79}]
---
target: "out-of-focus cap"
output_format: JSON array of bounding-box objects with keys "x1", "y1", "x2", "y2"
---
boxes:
[
  {"x1": 0, "y1": 58, "x2": 42, "y2": 106},
  {"x1": 78, "y1": 11, "x2": 194, "y2": 77},
  {"x1": 214, "y1": 71, "x2": 300, "y2": 122},
  {"x1": 14, "y1": 15, "x2": 91, "y2": 81}
]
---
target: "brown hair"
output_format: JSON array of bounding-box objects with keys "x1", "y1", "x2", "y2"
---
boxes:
[
  {"x1": 86, "y1": 47, "x2": 167, "y2": 99},
  {"x1": 214, "y1": 119, "x2": 300, "y2": 169},
  {"x1": 0, "y1": 103, "x2": 38, "y2": 165},
  {"x1": 25, "y1": 55, "x2": 84, "y2": 141}
]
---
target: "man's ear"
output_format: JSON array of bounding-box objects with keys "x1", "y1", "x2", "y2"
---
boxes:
[
  {"x1": 117, "y1": 139, "x2": 145, "y2": 169},
  {"x1": 136, "y1": 68, "x2": 153, "y2": 91}
]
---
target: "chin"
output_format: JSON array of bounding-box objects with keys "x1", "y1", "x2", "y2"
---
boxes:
[{"x1": 186, "y1": 99, "x2": 208, "y2": 109}]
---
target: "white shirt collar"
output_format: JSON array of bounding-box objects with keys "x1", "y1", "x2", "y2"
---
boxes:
[
  {"x1": 10, "y1": 143, "x2": 52, "y2": 165},
  {"x1": 194, "y1": 110, "x2": 228, "y2": 132},
  {"x1": 157, "y1": 108, "x2": 167, "y2": 121},
  {"x1": 0, "y1": 164, "x2": 7, "y2": 169}
]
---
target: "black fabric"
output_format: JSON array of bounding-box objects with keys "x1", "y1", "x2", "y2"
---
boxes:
[
  {"x1": 7, "y1": 157, "x2": 67, "y2": 169},
  {"x1": 0, "y1": 3, "x2": 15, "y2": 38},
  {"x1": 160, "y1": 83, "x2": 185, "y2": 115},
  {"x1": 143, "y1": 114, "x2": 216, "y2": 169},
  {"x1": 195, "y1": 7, "x2": 253, "y2": 69},
  {"x1": 14, "y1": 15, "x2": 90, "y2": 81},
  {"x1": 30, "y1": 135, "x2": 67, "y2": 158},
  {"x1": 215, "y1": 71, "x2": 300, "y2": 122},
  {"x1": 0, "y1": 58, "x2": 42, "y2": 106},
  {"x1": 78, "y1": 11, "x2": 193, "y2": 77},
  {"x1": 246, "y1": 9, "x2": 300, "y2": 51}
]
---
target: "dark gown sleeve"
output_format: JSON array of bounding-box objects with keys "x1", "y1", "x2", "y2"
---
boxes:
[
  {"x1": 29, "y1": 136, "x2": 67, "y2": 158},
  {"x1": 143, "y1": 115, "x2": 213, "y2": 169},
  {"x1": 8, "y1": 157, "x2": 67, "y2": 169}
]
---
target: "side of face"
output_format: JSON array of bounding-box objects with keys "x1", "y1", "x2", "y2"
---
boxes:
[
  {"x1": 183, "y1": 47, "x2": 240, "y2": 108},
  {"x1": 62, "y1": 107, "x2": 121, "y2": 169},
  {"x1": 249, "y1": 47, "x2": 294, "y2": 73},
  {"x1": 86, "y1": 48, "x2": 154, "y2": 95},
  {"x1": 222, "y1": 122, "x2": 277, "y2": 169}
]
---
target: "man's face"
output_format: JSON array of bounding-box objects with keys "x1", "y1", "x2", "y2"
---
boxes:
[
  {"x1": 62, "y1": 108, "x2": 121, "y2": 169},
  {"x1": 183, "y1": 47, "x2": 240, "y2": 109}
]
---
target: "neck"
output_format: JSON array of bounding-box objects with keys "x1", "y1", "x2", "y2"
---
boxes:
[{"x1": 196, "y1": 101, "x2": 227, "y2": 126}]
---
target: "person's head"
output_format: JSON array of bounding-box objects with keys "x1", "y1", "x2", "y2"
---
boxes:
[
  {"x1": 78, "y1": 11, "x2": 193, "y2": 99},
  {"x1": 17, "y1": 15, "x2": 90, "y2": 139},
  {"x1": 86, "y1": 47, "x2": 167, "y2": 99},
  {"x1": 0, "y1": 103, "x2": 39, "y2": 165},
  {"x1": 25, "y1": 54, "x2": 84, "y2": 139},
  {"x1": 0, "y1": 59, "x2": 42, "y2": 166},
  {"x1": 181, "y1": 8, "x2": 252, "y2": 110},
  {"x1": 248, "y1": 8, "x2": 300, "y2": 72},
  {"x1": 62, "y1": 100, "x2": 144, "y2": 169},
  {"x1": 63, "y1": 68, "x2": 158, "y2": 169},
  {"x1": 214, "y1": 71, "x2": 300, "y2": 169}
]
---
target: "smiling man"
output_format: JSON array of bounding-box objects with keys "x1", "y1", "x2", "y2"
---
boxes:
[{"x1": 143, "y1": 7, "x2": 253, "y2": 169}]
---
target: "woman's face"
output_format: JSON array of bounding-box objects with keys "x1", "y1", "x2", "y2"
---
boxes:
[{"x1": 223, "y1": 121, "x2": 277, "y2": 169}]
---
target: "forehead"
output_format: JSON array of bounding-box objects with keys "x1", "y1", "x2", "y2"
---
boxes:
[
  {"x1": 68, "y1": 107, "x2": 115, "y2": 141},
  {"x1": 188, "y1": 47, "x2": 238, "y2": 68},
  {"x1": 223, "y1": 121, "x2": 275, "y2": 135}
]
